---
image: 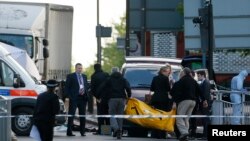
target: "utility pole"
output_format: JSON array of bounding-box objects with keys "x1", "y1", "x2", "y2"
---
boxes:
[
  {"x1": 97, "y1": 0, "x2": 101, "y2": 64},
  {"x1": 193, "y1": 0, "x2": 214, "y2": 80},
  {"x1": 125, "y1": 0, "x2": 130, "y2": 56},
  {"x1": 96, "y1": 0, "x2": 112, "y2": 63},
  {"x1": 207, "y1": 0, "x2": 214, "y2": 80}
]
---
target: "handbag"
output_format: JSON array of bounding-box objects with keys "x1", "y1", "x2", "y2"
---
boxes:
[
  {"x1": 144, "y1": 94, "x2": 152, "y2": 104},
  {"x1": 30, "y1": 125, "x2": 41, "y2": 141},
  {"x1": 100, "y1": 124, "x2": 111, "y2": 135}
]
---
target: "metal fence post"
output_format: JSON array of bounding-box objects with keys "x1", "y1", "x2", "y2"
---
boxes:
[
  {"x1": 0, "y1": 96, "x2": 11, "y2": 141},
  {"x1": 211, "y1": 91, "x2": 223, "y2": 124},
  {"x1": 242, "y1": 92, "x2": 245, "y2": 124}
]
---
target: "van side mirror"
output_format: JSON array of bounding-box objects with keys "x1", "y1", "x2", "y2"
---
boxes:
[
  {"x1": 43, "y1": 39, "x2": 49, "y2": 46},
  {"x1": 43, "y1": 47, "x2": 49, "y2": 58},
  {"x1": 13, "y1": 74, "x2": 25, "y2": 88}
]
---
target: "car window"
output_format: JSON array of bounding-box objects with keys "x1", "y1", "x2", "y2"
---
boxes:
[
  {"x1": 123, "y1": 67, "x2": 159, "y2": 88},
  {"x1": 123, "y1": 67, "x2": 181, "y2": 87},
  {"x1": 0, "y1": 61, "x2": 14, "y2": 86},
  {"x1": 171, "y1": 70, "x2": 180, "y2": 82}
]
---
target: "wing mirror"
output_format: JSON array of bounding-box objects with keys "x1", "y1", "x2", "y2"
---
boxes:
[
  {"x1": 13, "y1": 74, "x2": 25, "y2": 88},
  {"x1": 13, "y1": 74, "x2": 20, "y2": 88},
  {"x1": 43, "y1": 39, "x2": 49, "y2": 46},
  {"x1": 43, "y1": 47, "x2": 49, "y2": 58}
]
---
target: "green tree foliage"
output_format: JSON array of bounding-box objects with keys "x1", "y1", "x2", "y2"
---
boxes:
[
  {"x1": 226, "y1": 49, "x2": 250, "y2": 57},
  {"x1": 176, "y1": 1, "x2": 184, "y2": 16},
  {"x1": 113, "y1": 16, "x2": 126, "y2": 37},
  {"x1": 102, "y1": 42, "x2": 124, "y2": 73},
  {"x1": 84, "y1": 64, "x2": 94, "y2": 79}
]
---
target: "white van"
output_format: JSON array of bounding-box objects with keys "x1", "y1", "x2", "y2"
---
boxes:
[{"x1": 0, "y1": 44, "x2": 65, "y2": 136}]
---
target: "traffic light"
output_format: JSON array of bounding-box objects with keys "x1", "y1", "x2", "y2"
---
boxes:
[
  {"x1": 193, "y1": 7, "x2": 209, "y2": 28},
  {"x1": 193, "y1": 16, "x2": 202, "y2": 24}
]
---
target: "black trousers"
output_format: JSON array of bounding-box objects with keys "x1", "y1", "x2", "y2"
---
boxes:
[
  {"x1": 88, "y1": 93, "x2": 94, "y2": 114},
  {"x1": 150, "y1": 102, "x2": 171, "y2": 139},
  {"x1": 97, "y1": 100, "x2": 110, "y2": 134},
  {"x1": 36, "y1": 121, "x2": 54, "y2": 141},
  {"x1": 200, "y1": 106, "x2": 211, "y2": 137},
  {"x1": 189, "y1": 101, "x2": 199, "y2": 136},
  {"x1": 189, "y1": 102, "x2": 211, "y2": 137},
  {"x1": 67, "y1": 96, "x2": 87, "y2": 134}
]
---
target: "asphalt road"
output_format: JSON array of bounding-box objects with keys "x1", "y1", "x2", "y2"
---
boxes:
[
  {"x1": 18, "y1": 131, "x2": 208, "y2": 141},
  {"x1": 16, "y1": 123, "x2": 207, "y2": 141},
  {"x1": 16, "y1": 103, "x2": 209, "y2": 141}
]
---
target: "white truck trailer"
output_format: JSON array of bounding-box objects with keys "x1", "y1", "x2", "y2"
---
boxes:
[
  {"x1": 0, "y1": 1, "x2": 73, "y2": 81},
  {"x1": 0, "y1": 1, "x2": 73, "y2": 136}
]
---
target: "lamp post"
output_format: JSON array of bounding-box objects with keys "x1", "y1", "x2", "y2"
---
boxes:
[
  {"x1": 96, "y1": 0, "x2": 112, "y2": 64},
  {"x1": 97, "y1": 0, "x2": 101, "y2": 64}
]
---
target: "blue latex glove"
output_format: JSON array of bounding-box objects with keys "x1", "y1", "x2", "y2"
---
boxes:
[{"x1": 241, "y1": 88, "x2": 247, "y2": 94}]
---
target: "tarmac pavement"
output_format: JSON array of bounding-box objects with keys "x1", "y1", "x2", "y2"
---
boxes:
[
  {"x1": 18, "y1": 129, "x2": 208, "y2": 141},
  {"x1": 53, "y1": 100, "x2": 207, "y2": 140}
]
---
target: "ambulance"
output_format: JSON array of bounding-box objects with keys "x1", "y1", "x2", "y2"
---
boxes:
[{"x1": 0, "y1": 43, "x2": 65, "y2": 136}]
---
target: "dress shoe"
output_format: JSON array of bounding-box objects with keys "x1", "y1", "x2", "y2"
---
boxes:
[
  {"x1": 179, "y1": 134, "x2": 188, "y2": 141},
  {"x1": 197, "y1": 137, "x2": 207, "y2": 140},
  {"x1": 67, "y1": 133, "x2": 76, "y2": 136},
  {"x1": 93, "y1": 132, "x2": 100, "y2": 135},
  {"x1": 80, "y1": 132, "x2": 86, "y2": 136},
  {"x1": 116, "y1": 130, "x2": 122, "y2": 139},
  {"x1": 188, "y1": 136, "x2": 196, "y2": 140},
  {"x1": 113, "y1": 131, "x2": 117, "y2": 137}
]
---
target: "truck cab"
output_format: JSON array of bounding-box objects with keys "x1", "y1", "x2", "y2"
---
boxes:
[
  {"x1": 0, "y1": 43, "x2": 65, "y2": 136},
  {"x1": 0, "y1": 2, "x2": 73, "y2": 81},
  {"x1": 0, "y1": 30, "x2": 37, "y2": 59}
]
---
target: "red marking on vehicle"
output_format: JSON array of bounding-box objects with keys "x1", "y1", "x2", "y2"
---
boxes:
[{"x1": 10, "y1": 90, "x2": 37, "y2": 96}]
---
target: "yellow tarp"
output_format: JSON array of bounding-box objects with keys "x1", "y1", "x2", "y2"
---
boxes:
[{"x1": 124, "y1": 98, "x2": 176, "y2": 132}]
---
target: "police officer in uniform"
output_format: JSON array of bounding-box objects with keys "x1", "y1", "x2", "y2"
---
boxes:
[{"x1": 33, "y1": 79, "x2": 60, "y2": 141}]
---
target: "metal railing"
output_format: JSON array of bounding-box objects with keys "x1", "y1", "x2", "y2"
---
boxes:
[
  {"x1": 212, "y1": 90, "x2": 250, "y2": 125},
  {"x1": 0, "y1": 95, "x2": 11, "y2": 141}
]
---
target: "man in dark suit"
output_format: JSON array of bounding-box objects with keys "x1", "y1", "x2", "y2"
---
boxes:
[
  {"x1": 197, "y1": 70, "x2": 211, "y2": 140},
  {"x1": 65, "y1": 63, "x2": 88, "y2": 136}
]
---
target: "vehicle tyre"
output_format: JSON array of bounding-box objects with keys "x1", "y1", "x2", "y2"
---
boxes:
[
  {"x1": 12, "y1": 107, "x2": 34, "y2": 136},
  {"x1": 127, "y1": 127, "x2": 148, "y2": 137}
]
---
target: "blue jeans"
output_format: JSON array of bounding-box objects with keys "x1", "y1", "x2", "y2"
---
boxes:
[{"x1": 230, "y1": 94, "x2": 242, "y2": 125}]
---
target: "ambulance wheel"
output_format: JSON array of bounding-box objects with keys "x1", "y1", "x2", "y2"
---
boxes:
[{"x1": 12, "y1": 107, "x2": 33, "y2": 136}]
